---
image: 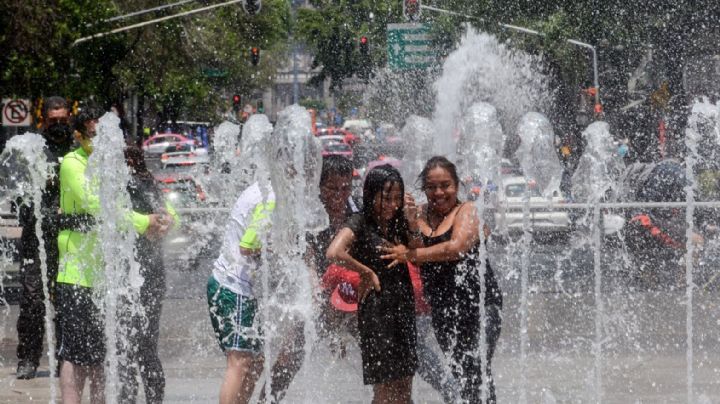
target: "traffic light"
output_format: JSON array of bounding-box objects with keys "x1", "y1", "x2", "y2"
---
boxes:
[
  {"x1": 359, "y1": 36, "x2": 369, "y2": 56},
  {"x1": 243, "y1": 0, "x2": 261, "y2": 15},
  {"x1": 250, "y1": 47, "x2": 260, "y2": 66},
  {"x1": 403, "y1": 0, "x2": 421, "y2": 21},
  {"x1": 232, "y1": 94, "x2": 241, "y2": 111}
]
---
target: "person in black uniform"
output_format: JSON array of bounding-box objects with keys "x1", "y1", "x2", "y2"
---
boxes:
[
  {"x1": 327, "y1": 164, "x2": 417, "y2": 404},
  {"x1": 381, "y1": 156, "x2": 503, "y2": 404},
  {"x1": 15, "y1": 96, "x2": 75, "y2": 379},
  {"x1": 118, "y1": 146, "x2": 175, "y2": 403}
]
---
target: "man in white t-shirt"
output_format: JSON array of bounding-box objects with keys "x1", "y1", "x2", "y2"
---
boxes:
[
  {"x1": 206, "y1": 114, "x2": 274, "y2": 404},
  {"x1": 207, "y1": 181, "x2": 275, "y2": 404}
]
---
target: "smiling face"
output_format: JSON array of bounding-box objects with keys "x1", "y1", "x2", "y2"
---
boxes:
[
  {"x1": 423, "y1": 166, "x2": 458, "y2": 215},
  {"x1": 373, "y1": 181, "x2": 403, "y2": 223}
]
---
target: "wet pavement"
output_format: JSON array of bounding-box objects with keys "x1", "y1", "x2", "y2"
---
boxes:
[{"x1": 2, "y1": 242, "x2": 720, "y2": 402}]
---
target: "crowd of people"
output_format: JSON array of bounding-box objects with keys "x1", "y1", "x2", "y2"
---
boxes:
[
  {"x1": 11, "y1": 97, "x2": 707, "y2": 404},
  {"x1": 13, "y1": 98, "x2": 503, "y2": 404}
]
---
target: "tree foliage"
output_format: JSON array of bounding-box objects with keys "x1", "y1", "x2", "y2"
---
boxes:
[{"x1": 0, "y1": 0, "x2": 290, "y2": 122}]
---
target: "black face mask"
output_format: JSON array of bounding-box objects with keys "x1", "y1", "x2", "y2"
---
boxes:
[{"x1": 45, "y1": 122, "x2": 73, "y2": 145}]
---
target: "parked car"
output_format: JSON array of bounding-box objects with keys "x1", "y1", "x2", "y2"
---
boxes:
[
  {"x1": 495, "y1": 176, "x2": 571, "y2": 235},
  {"x1": 319, "y1": 135, "x2": 353, "y2": 159},
  {"x1": 317, "y1": 127, "x2": 359, "y2": 145},
  {"x1": 142, "y1": 133, "x2": 195, "y2": 156},
  {"x1": 342, "y1": 119, "x2": 375, "y2": 142},
  {"x1": 160, "y1": 143, "x2": 210, "y2": 170}
]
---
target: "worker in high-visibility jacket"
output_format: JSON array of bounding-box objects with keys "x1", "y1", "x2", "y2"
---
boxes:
[{"x1": 55, "y1": 105, "x2": 172, "y2": 404}]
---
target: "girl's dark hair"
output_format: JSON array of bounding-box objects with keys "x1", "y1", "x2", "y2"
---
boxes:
[
  {"x1": 124, "y1": 146, "x2": 152, "y2": 178},
  {"x1": 74, "y1": 103, "x2": 103, "y2": 135},
  {"x1": 321, "y1": 155, "x2": 353, "y2": 184},
  {"x1": 362, "y1": 164, "x2": 408, "y2": 242},
  {"x1": 418, "y1": 156, "x2": 460, "y2": 191}
]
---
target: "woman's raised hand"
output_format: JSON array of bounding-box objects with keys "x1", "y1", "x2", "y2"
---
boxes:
[
  {"x1": 404, "y1": 193, "x2": 419, "y2": 226},
  {"x1": 379, "y1": 243, "x2": 412, "y2": 268}
]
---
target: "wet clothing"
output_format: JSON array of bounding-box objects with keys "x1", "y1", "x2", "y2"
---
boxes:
[
  {"x1": 16, "y1": 138, "x2": 73, "y2": 367},
  {"x1": 55, "y1": 283, "x2": 105, "y2": 366},
  {"x1": 118, "y1": 175, "x2": 176, "y2": 404},
  {"x1": 207, "y1": 276, "x2": 263, "y2": 353},
  {"x1": 55, "y1": 147, "x2": 153, "y2": 370},
  {"x1": 345, "y1": 214, "x2": 417, "y2": 385},
  {"x1": 56, "y1": 147, "x2": 151, "y2": 287},
  {"x1": 212, "y1": 182, "x2": 275, "y2": 297},
  {"x1": 421, "y1": 228, "x2": 502, "y2": 404}
]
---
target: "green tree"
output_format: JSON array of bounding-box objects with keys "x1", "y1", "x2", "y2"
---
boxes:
[{"x1": 1, "y1": 0, "x2": 291, "y2": 124}]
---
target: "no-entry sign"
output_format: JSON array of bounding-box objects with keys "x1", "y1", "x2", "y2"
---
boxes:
[{"x1": 2, "y1": 98, "x2": 32, "y2": 127}]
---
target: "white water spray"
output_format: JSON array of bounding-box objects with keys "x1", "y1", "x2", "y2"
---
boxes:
[
  {"x1": 516, "y1": 112, "x2": 563, "y2": 198},
  {"x1": 399, "y1": 115, "x2": 434, "y2": 194},
  {"x1": 86, "y1": 112, "x2": 142, "y2": 403},
  {"x1": 433, "y1": 29, "x2": 551, "y2": 158},
  {"x1": 0, "y1": 133, "x2": 58, "y2": 401},
  {"x1": 262, "y1": 105, "x2": 326, "y2": 399},
  {"x1": 458, "y1": 101, "x2": 505, "y2": 402}
]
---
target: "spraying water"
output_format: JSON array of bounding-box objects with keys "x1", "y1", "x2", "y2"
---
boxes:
[
  {"x1": 571, "y1": 121, "x2": 625, "y2": 205},
  {"x1": 204, "y1": 121, "x2": 243, "y2": 207},
  {"x1": 399, "y1": 115, "x2": 434, "y2": 194},
  {"x1": 457, "y1": 101, "x2": 506, "y2": 402},
  {"x1": 262, "y1": 105, "x2": 326, "y2": 400},
  {"x1": 86, "y1": 112, "x2": 142, "y2": 403},
  {"x1": 0, "y1": 133, "x2": 58, "y2": 401},
  {"x1": 458, "y1": 102, "x2": 505, "y2": 186},
  {"x1": 433, "y1": 29, "x2": 551, "y2": 158},
  {"x1": 515, "y1": 112, "x2": 563, "y2": 198},
  {"x1": 570, "y1": 120, "x2": 627, "y2": 403},
  {"x1": 683, "y1": 99, "x2": 715, "y2": 403}
]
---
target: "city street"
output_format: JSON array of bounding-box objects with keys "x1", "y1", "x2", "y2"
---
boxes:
[{"x1": 3, "y1": 238, "x2": 720, "y2": 403}]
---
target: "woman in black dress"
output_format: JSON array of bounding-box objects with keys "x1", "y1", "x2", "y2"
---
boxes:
[
  {"x1": 381, "y1": 156, "x2": 503, "y2": 403},
  {"x1": 326, "y1": 164, "x2": 417, "y2": 404}
]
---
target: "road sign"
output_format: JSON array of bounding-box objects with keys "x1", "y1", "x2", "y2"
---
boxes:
[
  {"x1": 2, "y1": 98, "x2": 31, "y2": 126},
  {"x1": 387, "y1": 23, "x2": 434, "y2": 70}
]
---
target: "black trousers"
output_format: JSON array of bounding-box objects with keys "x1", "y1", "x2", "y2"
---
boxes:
[
  {"x1": 16, "y1": 224, "x2": 59, "y2": 366},
  {"x1": 118, "y1": 251, "x2": 166, "y2": 404},
  {"x1": 426, "y1": 277, "x2": 502, "y2": 404}
]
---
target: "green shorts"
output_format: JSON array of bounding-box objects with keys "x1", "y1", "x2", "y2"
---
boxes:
[{"x1": 207, "y1": 275, "x2": 263, "y2": 354}]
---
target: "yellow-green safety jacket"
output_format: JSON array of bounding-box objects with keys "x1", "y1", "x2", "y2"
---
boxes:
[{"x1": 56, "y1": 147, "x2": 153, "y2": 288}]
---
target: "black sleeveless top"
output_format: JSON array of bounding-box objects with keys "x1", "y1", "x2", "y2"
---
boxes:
[{"x1": 421, "y1": 228, "x2": 502, "y2": 308}]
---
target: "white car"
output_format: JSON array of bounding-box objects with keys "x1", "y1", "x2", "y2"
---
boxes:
[{"x1": 494, "y1": 176, "x2": 571, "y2": 234}]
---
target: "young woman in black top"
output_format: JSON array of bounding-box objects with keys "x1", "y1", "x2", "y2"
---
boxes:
[
  {"x1": 326, "y1": 164, "x2": 417, "y2": 404},
  {"x1": 381, "y1": 156, "x2": 503, "y2": 404}
]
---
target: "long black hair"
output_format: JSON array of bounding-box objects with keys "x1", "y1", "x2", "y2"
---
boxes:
[{"x1": 362, "y1": 164, "x2": 408, "y2": 243}]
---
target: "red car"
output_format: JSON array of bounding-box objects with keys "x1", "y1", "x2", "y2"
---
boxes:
[
  {"x1": 319, "y1": 135, "x2": 353, "y2": 159},
  {"x1": 316, "y1": 127, "x2": 359, "y2": 145},
  {"x1": 143, "y1": 133, "x2": 195, "y2": 155}
]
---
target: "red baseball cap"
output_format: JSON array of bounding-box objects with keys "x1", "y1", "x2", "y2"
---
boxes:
[{"x1": 322, "y1": 264, "x2": 360, "y2": 312}]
